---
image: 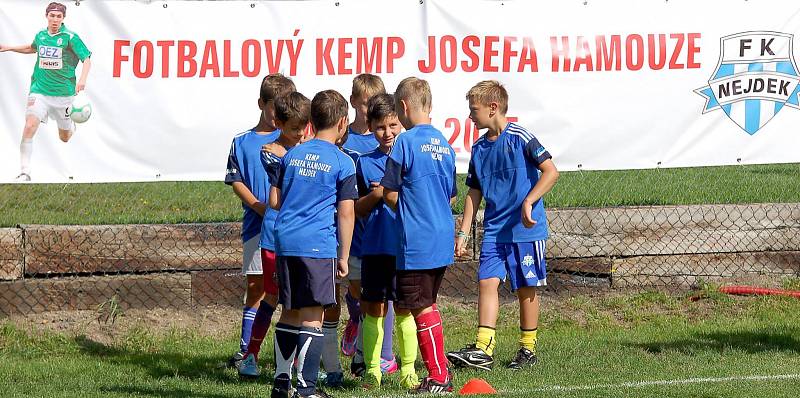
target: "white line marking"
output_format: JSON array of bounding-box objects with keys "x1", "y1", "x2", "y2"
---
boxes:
[{"x1": 501, "y1": 374, "x2": 800, "y2": 393}]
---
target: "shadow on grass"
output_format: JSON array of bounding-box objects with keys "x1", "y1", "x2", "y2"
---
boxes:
[
  {"x1": 634, "y1": 330, "x2": 800, "y2": 355},
  {"x1": 101, "y1": 386, "x2": 234, "y2": 398},
  {"x1": 73, "y1": 335, "x2": 240, "y2": 384}
]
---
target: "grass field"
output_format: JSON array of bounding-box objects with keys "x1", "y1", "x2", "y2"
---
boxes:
[
  {"x1": 2, "y1": 290, "x2": 800, "y2": 397},
  {"x1": 1, "y1": 163, "x2": 799, "y2": 227}
]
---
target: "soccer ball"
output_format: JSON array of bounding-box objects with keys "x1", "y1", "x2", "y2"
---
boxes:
[{"x1": 69, "y1": 94, "x2": 92, "y2": 124}]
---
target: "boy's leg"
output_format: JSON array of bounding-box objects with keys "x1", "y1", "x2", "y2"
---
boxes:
[
  {"x1": 507, "y1": 241, "x2": 547, "y2": 370},
  {"x1": 273, "y1": 256, "x2": 299, "y2": 396},
  {"x1": 244, "y1": 249, "x2": 280, "y2": 362},
  {"x1": 18, "y1": 97, "x2": 45, "y2": 181},
  {"x1": 229, "y1": 237, "x2": 264, "y2": 368},
  {"x1": 51, "y1": 95, "x2": 76, "y2": 143},
  {"x1": 396, "y1": 267, "x2": 452, "y2": 393},
  {"x1": 447, "y1": 242, "x2": 506, "y2": 370},
  {"x1": 342, "y1": 256, "x2": 362, "y2": 356},
  {"x1": 394, "y1": 306, "x2": 419, "y2": 389},
  {"x1": 380, "y1": 303, "x2": 397, "y2": 372},
  {"x1": 360, "y1": 255, "x2": 392, "y2": 386},
  {"x1": 292, "y1": 257, "x2": 337, "y2": 397},
  {"x1": 321, "y1": 284, "x2": 344, "y2": 386}
]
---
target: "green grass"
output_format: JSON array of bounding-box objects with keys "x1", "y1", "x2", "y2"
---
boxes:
[
  {"x1": 1, "y1": 163, "x2": 798, "y2": 226},
  {"x1": 2, "y1": 293, "x2": 800, "y2": 397}
]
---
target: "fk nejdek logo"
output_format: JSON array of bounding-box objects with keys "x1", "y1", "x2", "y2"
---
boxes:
[{"x1": 695, "y1": 32, "x2": 800, "y2": 135}]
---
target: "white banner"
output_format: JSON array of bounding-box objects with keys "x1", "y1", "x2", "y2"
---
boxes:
[{"x1": 1, "y1": 0, "x2": 799, "y2": 183}]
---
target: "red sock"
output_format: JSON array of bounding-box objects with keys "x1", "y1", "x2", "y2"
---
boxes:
[
  {"x1": 415, "y1": 310, "x2": 449, "y2": 383},
  {"x1": 246, "y1": 300, "x2": 275, "y2": 360}
]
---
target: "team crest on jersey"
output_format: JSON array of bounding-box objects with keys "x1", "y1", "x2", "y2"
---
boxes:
[
  {"x1": 57, "y1": 38, "x2": 63, "y2": 45},
  {"x1": 522, "y1": 254, "x2": 535, "y2": 267},
  {"x1": 695, "y1": 31, "x2": 800, "y2": 135}
]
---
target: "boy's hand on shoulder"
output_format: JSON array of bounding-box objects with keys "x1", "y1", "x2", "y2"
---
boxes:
[
  {"x1": 370, "y1": 182, "x2": 384, "y2": 197},
  {"x1": 263, "y1": 142, "x2": 287, "y2": 158},
  {"x1": 252, "y1": 201, "x2": 267, "y2": 217},
  {"x1": 336, "y1": 258, "x2": 349, "y2": 279},
  {"x1": 521, "y1": 201, "x2": 537, "y2": 228}
]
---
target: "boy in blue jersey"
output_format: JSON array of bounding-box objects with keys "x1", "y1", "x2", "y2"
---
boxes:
[
  {"x1": 267, "y1": 90, "x2": 358, "y2": 398},
  {"x1": 223, "y1": 73, "x2": 295, "y2": 369},
  {"x1": 381, "y1": 77, "x2": 457, "y2": 394},
  {"x1": 340, "y1": 74, "x2": 386, "y2": 359},
  {"x1": 354, "y1": 93, "x2": 416, "y2": 389},
  {"x1": 236, "y1": 91, "x2": 311, "y2": 379},
  {"x1": 446, "y1": 80, "x2": 559, "y2": 371}
]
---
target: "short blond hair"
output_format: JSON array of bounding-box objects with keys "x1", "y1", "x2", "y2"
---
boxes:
[
  {"x1": 466, "y1": 80, "x2": 508, "y2": 114},
  {"x1": 395, "y1": 77, "x2": 432, "y2": 113},
  {"x1": 352, "y1": 74, "x2": 386, "y2": 99}
]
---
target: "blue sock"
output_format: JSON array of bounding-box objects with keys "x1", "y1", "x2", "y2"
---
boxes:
[
  {"x1": 240, "y1": 306, "x2": 257, "y2": 353},
  {"x1": 296, "y1": 326, "x2": 324, "y2": 396}
]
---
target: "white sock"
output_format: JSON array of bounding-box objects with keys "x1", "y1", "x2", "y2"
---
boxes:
[
  {"x1": 321, "y1": 320, "x2": 342, "y2": 373},
  {"x1": 20, "y1": 138, "x2": 33, "y2": 175}
]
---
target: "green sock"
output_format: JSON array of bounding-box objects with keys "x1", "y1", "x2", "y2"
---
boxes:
[
  {"x1": 396, "y1": 312, "x2": 418, "y2": 377},
  {"x1": 363, "y1": 314, "x2": 384, "y2": 381}
]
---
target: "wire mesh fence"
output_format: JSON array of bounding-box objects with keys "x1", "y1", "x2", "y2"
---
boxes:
[{"x1": 1, "y1": 163, "x2": 799, "y2": 316}]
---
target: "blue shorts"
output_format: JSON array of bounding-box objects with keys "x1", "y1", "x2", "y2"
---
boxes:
[{"x1": 478, "y1": 241, "x2": 547, "y2": 291}]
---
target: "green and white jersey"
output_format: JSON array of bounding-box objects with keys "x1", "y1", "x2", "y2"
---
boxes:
[{"x1": 29, "y1": 24, "x2": 91, "y2": 97}]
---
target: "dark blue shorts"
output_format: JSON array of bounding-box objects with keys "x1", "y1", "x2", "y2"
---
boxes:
[
  {"x1": 360, "y1": 255, "x2": 397, "y2": 303},
  {"x1": 479, "y1": 241, "x2": 547, "y2": 291},
  {"x1": 277, "y1": 256, "x2": 337, "y2": 310}
]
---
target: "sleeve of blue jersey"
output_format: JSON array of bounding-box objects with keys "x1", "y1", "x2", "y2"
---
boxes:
[
  {"x1": 224, "y1": 141, "x2": 243, "y2": 185},
  {"x1": 523, "y1": 136, "x2": 553, "y2": 167},
  {"x1": 465, "y1": 157, "x2": 481, "y2": 190},
  {"x1": 356, "y1": 160, "x2": 370, "y2": 197},
  {"x1": 380, "y1": 136, "x2": 405, "y2": 191}
]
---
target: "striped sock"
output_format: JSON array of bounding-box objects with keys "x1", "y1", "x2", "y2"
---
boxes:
[
  {"x1": 296, "y1": 326, "x2": 324, "y2": 396},
  {"x1": 240, "y1": 306, "x2": 257, "y2": 353},
  {"x1": 246, "y1": 300, "x2": 275, "y2": 360},
  {"x1": 273, "y1": 323, "x2": 299, "y2": 390},
  {"x1": 415, "y1": 310, "x2": 448, "y2": 383}
]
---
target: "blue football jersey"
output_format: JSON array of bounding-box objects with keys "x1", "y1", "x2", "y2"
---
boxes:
[
  {"x1": 343, "y1": 126, "x2": 379, "y2": 155},
  {"x1": 381, "y1": 124, "x2": 457, "y2": 270},
  {"x1": 341, "y1": 147, "x2": 365, "y2": 257},
  {"x1": 466, "y1": 123, "x2": 552, "y2": 243},
  {"x1": 274, "y1": 139, "x2": 359, "y2": 258},
  {"x1": 224, "y1": 129, "x2": 281, "y2": 242},
  {"x1": 356, "y1": 149, "x2": 399, "y2": 256}
]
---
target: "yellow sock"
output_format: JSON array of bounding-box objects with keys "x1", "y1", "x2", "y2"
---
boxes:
[
  {"x1": 519, "y1": 328, "x2": 537, "y2": 353},
  {"x1": 475, "y1": 326, "x2": 496, "y2": 356}
]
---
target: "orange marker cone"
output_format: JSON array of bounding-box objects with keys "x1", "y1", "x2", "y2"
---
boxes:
[{"x1": 459, "y1": 378, "x2": 497, "y2": 395}]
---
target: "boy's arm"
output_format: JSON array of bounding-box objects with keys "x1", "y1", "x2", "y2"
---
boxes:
[
  {"x1": 269, "y1": 186, "x2": 281, "y2": 210},
  {"x1": 457, "y1": 188, "x2": 483, "y2": 256},
  {"x1": 232, "y1": 182, "x2": 267, "y2": 216},
  {"x1": 456, "y1": 158, "x2": 482, "y2": 256},
  {"x1": 521, "y1": 158, "x2": 559, "y2": 228},
  {"x1": 379, "y1": 138, "x2": 405, "y2": 211},
  {"x1": 336, "y1": 199, "x2": 355, "y2": 279},
  {"x1": 0, "y1": 44, "x2": 35, "y2": 54},
  {"x1": 354, "y1": 162, "x2": 383, "y2": 218},
  {"x1": 225, "y1": 141, "x2": 266, "y2": 216},
  {"x1": 336, "y1": 164, "x2": 360, "y2": 279},
  {"x1": 76, "y1": 57, "x2": 91, "y2": 93}
]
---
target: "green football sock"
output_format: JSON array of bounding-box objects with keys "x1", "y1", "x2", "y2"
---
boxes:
[
  {"x1": 363, "y1": 314, "x2": 384, "y2": 382},
  {"x1": 396, "y1": 312, "x2": 418, "y2": 378}
]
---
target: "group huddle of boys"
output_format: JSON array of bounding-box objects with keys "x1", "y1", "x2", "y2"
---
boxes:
[{"x1": 224, "y1": 73, "x2": 557, "y2": 398}]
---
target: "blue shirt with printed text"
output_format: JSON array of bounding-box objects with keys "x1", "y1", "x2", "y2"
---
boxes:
[
  {"x1": 466, "y1": 123, "x2": 552, "y2": 243},
  {"x1": 274, "y1": 139, "x2": 359, "y2": 258},
  {"x1": 381, "y1": 124, "x2": 457, "y2": 270}
]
